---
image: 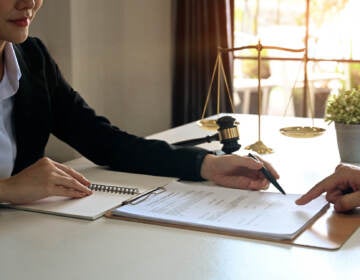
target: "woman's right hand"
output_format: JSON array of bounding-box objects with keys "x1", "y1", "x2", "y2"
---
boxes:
[
  {"x1": 200, "y1": 153, "x2": 279, "y2": 190},
  {"x1": 0, "y1": 157, "x2": 92, "y2": 204}
]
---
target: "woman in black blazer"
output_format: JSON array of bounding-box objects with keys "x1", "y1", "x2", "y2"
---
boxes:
[{"x1": 0, "y1": 0, "x2": 278, "y2": 204}]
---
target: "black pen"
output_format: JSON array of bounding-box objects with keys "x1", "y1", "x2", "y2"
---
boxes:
[{"x1": 248, "y1": 153, "x2": 286, "y2": 195}]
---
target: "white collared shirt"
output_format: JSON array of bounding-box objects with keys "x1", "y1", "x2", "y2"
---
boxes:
[{"x1": 0, "y1": 42, "x2": 21, "y2": 178}]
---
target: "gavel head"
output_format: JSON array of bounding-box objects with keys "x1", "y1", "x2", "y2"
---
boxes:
[{"x1": 216, "y1": 116, "x2": 241, "y2": 154}]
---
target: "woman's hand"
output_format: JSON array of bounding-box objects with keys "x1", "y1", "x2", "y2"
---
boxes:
[
  {"x1": 296, "y1": 163, "x2": 360, "y2": 212},
  {"x1": 200, "y1": 154, "x2": 279, "y2": 190},
  {"x1": 0, "y1": 157, "x2": 92, "y2": 204}
]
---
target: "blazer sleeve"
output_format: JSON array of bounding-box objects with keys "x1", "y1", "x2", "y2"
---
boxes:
[{"x1": 21, "y1": 37, "x2": 211, "y2": 180}]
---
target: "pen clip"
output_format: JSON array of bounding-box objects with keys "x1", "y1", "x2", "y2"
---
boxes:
[{"x1": 122, "y1": 186, "x2": 166, "y2": 206}]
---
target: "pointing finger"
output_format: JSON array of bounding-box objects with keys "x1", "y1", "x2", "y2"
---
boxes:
[{"x1": 334, "y1": 191, "x2": 360, "y2": 212}]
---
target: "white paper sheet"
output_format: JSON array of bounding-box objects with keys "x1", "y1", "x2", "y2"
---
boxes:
[{"x1": 113, "y1": 181, "x2": 329, "y2": 239}]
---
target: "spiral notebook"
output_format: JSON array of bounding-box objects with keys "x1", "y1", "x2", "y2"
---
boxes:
[{"x1": 5, "y1": 167, "x2": 175, "y2": 220}]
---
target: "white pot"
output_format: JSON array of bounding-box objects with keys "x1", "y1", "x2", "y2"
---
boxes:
[{"x1": 335, "y1": 122, "x2": 360, "y2": 163}]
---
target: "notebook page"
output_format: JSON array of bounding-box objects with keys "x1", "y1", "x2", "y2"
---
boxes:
[{"x1": 12, "y1": 192, "x2": 130, "y2": 220}]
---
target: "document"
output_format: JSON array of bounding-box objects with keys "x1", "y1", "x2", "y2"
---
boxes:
[{"x1": 112, "y1": 181, "x2": 329, "y2": 240}]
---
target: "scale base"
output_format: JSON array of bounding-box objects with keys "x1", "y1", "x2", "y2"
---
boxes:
[{"x1": 245, "y1": 140, "x2": 273, "y2": 154}]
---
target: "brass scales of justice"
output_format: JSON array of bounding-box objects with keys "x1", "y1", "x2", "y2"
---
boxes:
[{"x1": 198, "y1": 40, "x2": 325, "y2": 154}]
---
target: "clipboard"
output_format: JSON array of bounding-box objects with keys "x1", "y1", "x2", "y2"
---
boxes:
[
  {"x1": 105, "y1": 184, "x2": 360, "y2": 250},
  {"x1": 106, "y1": 206, "x2": 360, "y2": 250},
  {"x1": 288, "y1": 207, "x2": 360, "y2": 250}
]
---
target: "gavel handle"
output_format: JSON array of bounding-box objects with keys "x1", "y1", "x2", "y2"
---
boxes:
[{"x1": 172, "y1": 133, "x2": 219, "y2": 146}]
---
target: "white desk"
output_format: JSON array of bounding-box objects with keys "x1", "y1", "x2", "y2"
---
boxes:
[{"x1": 1, "y1": 114, "x2": 359, "y2": 280}]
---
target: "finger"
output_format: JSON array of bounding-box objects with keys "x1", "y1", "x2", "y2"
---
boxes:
[
  {"x1": 53, "y1": 161, "x2": 91, "y2": 186},
  {"x1": 212, "y1": 174, "x2": 267, "y2": 191},
  {"x1": 52, "y1": 174, "x2": 93, "y2": 195},
  {"x1": 247, "y1": 154, "x2": 280, "y2": 179},
  {"x1": 263, "y1": 162, "x2": 279, "y2": 179},
  {"x1": 254, "y1": 155, "x2": 280, "y2": 179},
  {"x1": 261, "y1": 182, "x2": 270, "y2": 190},
  {"x1": 235, "y1": 177, "x2": 269, "y2": 191},
  {"x1": 334, "y1": 191, "x2": 360, "y2": 212},
  {"x1": 51, "y1": 185, "x2": 92, "y2": 198},
  {"x1": 334, "y1": 163, "x2": 346, "y2": 172},
  {"x1": 296, "y1": 187, "x2": 324, "y2": 205},
  {"x1": 296, "y1": 174, "x2": 339, "y2": 205},
  {"x1": 335, "y1": 163, "x2": 360, "y2": 172},
  {"x1": 236, "y1": 156, "x2": 264, "y2": 170},
  {"x1": 248, "y1": 178, "x2": 270, "y2": 190},
  {"x1": 325, "y1": 188, "x2": 342, "y2": 203}
]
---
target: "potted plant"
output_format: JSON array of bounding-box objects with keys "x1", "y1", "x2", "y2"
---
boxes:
[{"x1": 325, "y1": 88, "x2": 360, "y2": 163}]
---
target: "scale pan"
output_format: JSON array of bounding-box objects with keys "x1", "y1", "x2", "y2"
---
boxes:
[
  {"x1": 197, "y1": 119, "x2": 218, "y2": 130},
  {"x1": 197, "y1": 118, "x2": 240, "y2": 131},
  {"x1": 280, "y1": 126, "x2": 325, "y2": 138}
]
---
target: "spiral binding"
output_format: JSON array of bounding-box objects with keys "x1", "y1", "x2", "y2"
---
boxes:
[{"x1": 89, "y1": 183, "x2": 139, "y2": 195}]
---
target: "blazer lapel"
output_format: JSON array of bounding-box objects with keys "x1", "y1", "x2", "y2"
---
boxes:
[{"x1": 12, "y1": 44, "x2": 51, "y2": 174}]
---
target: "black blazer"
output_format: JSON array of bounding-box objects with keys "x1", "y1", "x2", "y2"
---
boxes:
[{"x1": 12, "y1": 37, "x2": 209, "y2": 180}]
